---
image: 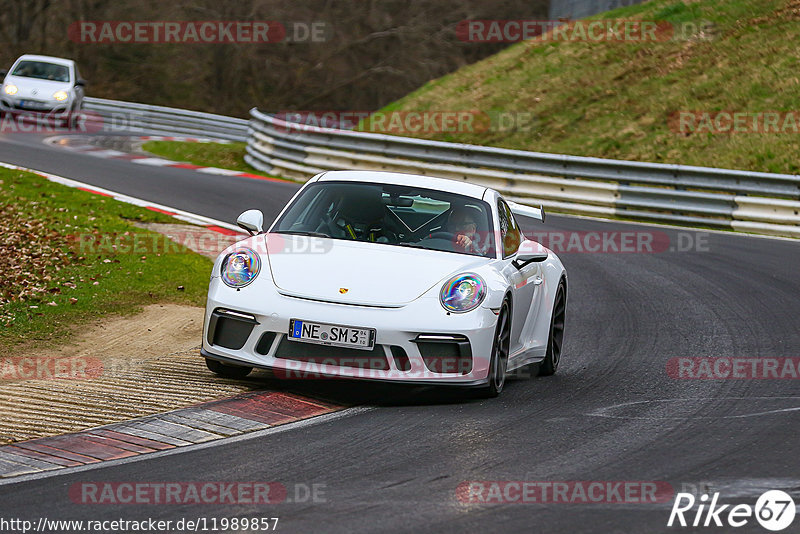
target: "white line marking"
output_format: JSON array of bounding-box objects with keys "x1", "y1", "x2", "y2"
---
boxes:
[
  {"x1": 84, "y1": 149, "x2": 127, "y2": 158},
  {"x1": 586, "y1": 396, "x2": 800, "y2": 419},
  {"x1": 130, "y1": 157, "x2": 175, "y2": 166},
  {"x1": 173, "y1": 214, "x2": 218, "y2": 226},
  {"x1": 195, "y1": 167, "x2": 242, "y2": 176},
  {"x1": 0, "y1": 161, "x2": 246, "y2": 235}
]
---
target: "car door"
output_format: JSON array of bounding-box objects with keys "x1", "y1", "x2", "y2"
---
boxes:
[{"x1": 497, "y1": 198, "x2": 542, "y2": 358}]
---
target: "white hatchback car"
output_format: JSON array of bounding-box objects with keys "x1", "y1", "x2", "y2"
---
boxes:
[{"x1": 0, "y1": 54, "x2": 86, "y2": 123}]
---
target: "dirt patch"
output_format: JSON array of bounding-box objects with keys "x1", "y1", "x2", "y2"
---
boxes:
[{"x1": 0, "y1": 303, "x2": 261, "y2": 444}]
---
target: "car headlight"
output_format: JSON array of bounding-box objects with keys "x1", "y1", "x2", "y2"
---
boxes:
[
  {"x1": 4, "y1": 84, "x2": 17, "y2": 95},
  {"x1": 220, "y1": 248, "x2": 261, "y2": 288},
  {"x1": 440, "y1": 273, "x2": 486, "y2": 313},
  {"x1": 53, "y1": 90, "x2": 68, "y2": 101}
]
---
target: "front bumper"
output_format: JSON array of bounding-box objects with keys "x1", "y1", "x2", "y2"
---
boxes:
[
  {"x1": 201, "y1": 278, "x2": 499, "y2": 385},
  {"x1": 201, "y1": 348, "x2": 491, "y2": 387},
  {"x1": 0, "y1": 97, "x2": 70, "y2": 114}
]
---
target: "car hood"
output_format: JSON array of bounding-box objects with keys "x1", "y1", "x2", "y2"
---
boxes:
[
  {"x1": 4, "y1": 75, "x2": 71, "y2": 97},
  {"x1": 264, "y1": 234, "x2": 490, "y2": 307}
]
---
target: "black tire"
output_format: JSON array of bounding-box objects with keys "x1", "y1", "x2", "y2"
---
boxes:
[
  {"x1": 205, "y1": 357, "x2": 253, "y2": 379},
  {"x1": 477, "y1": 299, "x2": 511, "y2": 398},
  {"x1": 539, "y1": 280, "x2": 566, "y2": 376},
  {"x1": 70, "y1": 104, "x2": 85, "y2": 130}
]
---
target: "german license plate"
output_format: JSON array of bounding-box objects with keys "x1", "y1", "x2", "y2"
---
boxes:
[
  {"x1": 288, "y1": 319, "x2": 375, "y2": 350},
  {"x1": 19, "y1": 100, "x2": 44, "y2": 109}
]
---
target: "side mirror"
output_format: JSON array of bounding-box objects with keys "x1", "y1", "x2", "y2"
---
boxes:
[
  {"x1": 237, "y1": 209, "x2": 264, "y2": 235},
  {"x1": 75, "y1": 78, "x2": 87, "y2": 87},
  {"x1": 0, "y1": 70, "x2": 7, "y2": 78},
  {"x1": 513, "y1": 240, "x2": 548, "y2": 269}
]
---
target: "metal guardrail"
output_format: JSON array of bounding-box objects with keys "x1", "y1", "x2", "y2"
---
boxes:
[
  {"x1": 74, "y1": 99, "x2": 799, "y2": 238},
  {"x1": 83, "y1": 97, "x2": 248, "y2": 141},
  {"x1": 245, "y1": 109, "x2": 800, "y2": 238}
]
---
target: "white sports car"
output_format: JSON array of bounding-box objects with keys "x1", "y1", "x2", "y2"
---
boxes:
[{"x1": 201, "y1": 170, "x2": 567, "y2": 397}]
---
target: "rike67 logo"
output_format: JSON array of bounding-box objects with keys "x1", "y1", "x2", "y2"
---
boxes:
[{"x1": 668, "y1": 490, "x2": 796, "y2": 531}]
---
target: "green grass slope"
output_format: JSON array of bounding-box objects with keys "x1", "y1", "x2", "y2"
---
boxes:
[
  {"x1": 0, "y1": 167, "x2": 212, "y2": 351},
  {"x1": 382, "y1": 0, "x2": 800, "y2": 174}
]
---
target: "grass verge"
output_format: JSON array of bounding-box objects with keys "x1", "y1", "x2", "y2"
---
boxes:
[
  {"x1": 142, "y1": 140, "x2": 287, "y2": 180},
  {"x1": 0, "y1": 166, "x2": 212, "y2": 352},
  {"x1": 376, "y1": 0, "x2": 800, "y2": 174}
]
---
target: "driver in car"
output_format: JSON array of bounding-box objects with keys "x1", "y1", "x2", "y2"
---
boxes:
[{"x1": 447, "y1": 206, "x2": 486, "y2": 254}]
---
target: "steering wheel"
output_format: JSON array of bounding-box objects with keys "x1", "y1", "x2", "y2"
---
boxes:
[
  {"x1": 428, "y1": 230, "x2": 476, "y2": 252},
  {"x1": 427, "y1": 231, "x2": 456, "y2": 241},
  {"x1": 315, "y1": 213, "x2": 339, "y2": 237}
]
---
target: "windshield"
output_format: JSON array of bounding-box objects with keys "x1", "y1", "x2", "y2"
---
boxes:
[
  {"x1": 272, "y1": 181, "x2": 496, "y2": 258},
  {"x1": 11, "y1": 61, "x2": 70, "y2": 82}
]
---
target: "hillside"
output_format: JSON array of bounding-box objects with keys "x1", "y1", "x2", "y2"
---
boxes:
[{"x1": 379, "y1": 0, "x2": 800, "y2": 174}]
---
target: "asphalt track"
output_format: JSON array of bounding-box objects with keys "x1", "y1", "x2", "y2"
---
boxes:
[{"x1": 1, "y1": 131, "x2": 799, "y2": 533}]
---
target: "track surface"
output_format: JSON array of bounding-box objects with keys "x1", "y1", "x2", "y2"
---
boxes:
[{"x1": 2, "y1": 132, "x2": 799, "y2": 533}]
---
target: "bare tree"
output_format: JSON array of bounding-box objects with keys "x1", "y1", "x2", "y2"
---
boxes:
[{"x1": 0, "y1": 0, "x2": 548, "y2": 115}]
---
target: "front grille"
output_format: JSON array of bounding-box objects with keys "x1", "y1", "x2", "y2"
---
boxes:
[
  {"x1": 207, "y1": 309, "x2": 257, "y2": 350},
  {"x1": 416, "y1": 336, "x2": 472, "y2": 374},
  {"x1": 274, "y1": 336, "x2": 389, "y2": 370},
  {"x1": 255, "y1": 332, "x2": 277, "y2": 355},
  {"x1": 390, "y1": 346, "x2": 411, "y2": 371},
  {"x1": 211, "y1": 318, "x2": 254, "y2": 350}
]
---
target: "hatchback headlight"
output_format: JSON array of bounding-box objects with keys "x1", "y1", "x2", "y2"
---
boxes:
[
  {"x1": 440, "y1": 273, "x2": 486, "y2": 313},
  {"x1": 4, "y1": 84, "x2": 17, "y2": 95},
  {"x1": 220, "y1": 248, "x2": 261, "y2": 288},
  {"x1": 53, "y1": 90, "x2": 68, "y2": 101}
]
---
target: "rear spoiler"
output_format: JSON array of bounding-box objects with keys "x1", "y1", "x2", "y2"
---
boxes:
[{"x1": 508, "y1": 201, "x2": 546, "y2": 223}]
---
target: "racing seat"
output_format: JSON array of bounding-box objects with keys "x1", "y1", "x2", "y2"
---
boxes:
[{"x1": 330, "y1": 187, "x2": 392, "y2": 242}]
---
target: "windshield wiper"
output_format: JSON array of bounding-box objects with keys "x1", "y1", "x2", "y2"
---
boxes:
[{"x1": 275, "y1": 230, "x2": 331, "y2": 238}]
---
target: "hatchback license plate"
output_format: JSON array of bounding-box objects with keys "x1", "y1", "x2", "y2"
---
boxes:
[
  {"x1": 288, "y1": 319, "x2": 375, "y2": 350},
  {"x1": 19, "y1": 100, "x2": 45, "y2": 109}
]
